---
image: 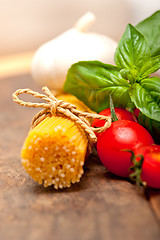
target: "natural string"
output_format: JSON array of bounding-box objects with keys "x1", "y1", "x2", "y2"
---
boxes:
[{"x1": 12, "y1": 86, "x2": 111, "y2": 146}]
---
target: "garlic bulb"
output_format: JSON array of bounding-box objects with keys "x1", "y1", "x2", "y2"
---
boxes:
[{"x1": 31, "y1": 12, "x2": 117, "y2": 90}]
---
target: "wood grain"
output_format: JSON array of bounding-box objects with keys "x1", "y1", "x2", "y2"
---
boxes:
[{"x1": 0, "y1": 75, "x2": 160, "y2": 240}]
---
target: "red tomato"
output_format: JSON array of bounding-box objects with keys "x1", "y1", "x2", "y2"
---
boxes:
[
  {"x1": 133, "y1": 145, "x2": 160, "y2": 189},
  {"x1": 97, "y1": 120, "x2": 154, "y2": 178},
  {"x1": 92, "y1": 107, "x2": 137, "y2": 137},
  {"x1": 134, "y1": 108, "x2": 140, "y2": 118}
]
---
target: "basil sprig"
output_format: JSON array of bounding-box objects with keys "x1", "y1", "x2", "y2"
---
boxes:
[{"x1": 64, "y1": 17, "x2": 160, "y2": 123}]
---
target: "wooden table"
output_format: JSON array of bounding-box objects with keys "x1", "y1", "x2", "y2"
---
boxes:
[{"x1": 0, "y1": 56, "x2": 160, "y2": 240}]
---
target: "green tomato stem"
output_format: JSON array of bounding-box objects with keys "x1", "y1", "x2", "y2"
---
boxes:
[
  {"x1": 109, "y1": 94, "x2": 118, "y2": 122},
  {"x1": 129, "y1": 154, "x2": 146, "y2": 187}
]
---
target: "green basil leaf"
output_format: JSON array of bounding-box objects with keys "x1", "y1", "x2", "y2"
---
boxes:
[
  {"x1": 64, "y1": 61, "x2": 130, "y2": 112},
  {"x1": 114, "y1": 24, "x2": 151, "y2": 73},
  {"x1": 129, "y1": 80, "x2": 160, "y2": 121},
  {"x1": 138, "y1": 55, "x2": 160, "y2": 79},
  {"x1": 120, "y1": 68, "x2": 138, "y2": 84},
  {"x1": 140, "y1": 77, "x2": 160, "y2": 105},
  {"x1": 136, "y1": 11, "x2": 160, "y2": 56}
]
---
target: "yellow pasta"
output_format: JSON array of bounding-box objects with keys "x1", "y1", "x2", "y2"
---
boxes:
[
  {"x1": 57, "y1": 94, "x2": 93, "y2": 114},
  {"x1": 21, "y1": 94, "x2": 92, "y2": 189}
]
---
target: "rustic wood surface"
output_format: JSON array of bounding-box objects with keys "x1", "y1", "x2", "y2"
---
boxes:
[{"x1": 0, "y1": 75, "x2": 160, "y2": 240}]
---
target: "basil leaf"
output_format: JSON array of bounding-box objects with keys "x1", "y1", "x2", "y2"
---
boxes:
[
  {"x1": 129, "y1": 80, "x2": 160, "y2": 121},
  {"x1": 138, "y1": 55, "x2": 160, "y2": 79},
  {"x1": 136, "y1": 11, "x2": 160, "y2": 56},
  {"x1": 120, "y1": 68, "x2": 138, "y2": 84},
  {"x1": 140, "y1": 77, "x2": 160, "y2": 105},
  {"x1": 64, "y1": 61, "x2": 130, "y2": 112},
  {"x1": 114, "y1": 24, "x2": 151, "y2": 74}
]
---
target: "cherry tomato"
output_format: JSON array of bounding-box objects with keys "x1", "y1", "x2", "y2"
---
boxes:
[
  {"x1": 134, "y1": 108, "x2": 140, "y2": 118},
  {"x1": 92, "y1": 107, "x2": 137, "y2": 137},
  {"x1": 133, "y1": 145, "x2": 160, "y2": 189},
  {"x1": 97, "y1": 120, "x2": 154, "y2": 178}
]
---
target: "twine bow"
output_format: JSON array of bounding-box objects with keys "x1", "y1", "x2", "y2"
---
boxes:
[{"x1": 12, "y1": 86, "x2": 111, "y2": 145}]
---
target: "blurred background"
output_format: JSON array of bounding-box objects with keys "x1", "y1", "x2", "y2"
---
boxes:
[{"x1": 0, "y1": 0, "x2": 159, "y2": 56}]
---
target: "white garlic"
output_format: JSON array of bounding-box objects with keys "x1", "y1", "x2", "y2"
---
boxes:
[{"x1": 31, "y1": 12, "x2": 117, "y2": 90}]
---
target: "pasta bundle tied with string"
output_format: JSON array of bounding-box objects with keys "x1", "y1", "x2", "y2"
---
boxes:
[{"x1": 12, "y1": 87, "x2": 111, "y2": 189}]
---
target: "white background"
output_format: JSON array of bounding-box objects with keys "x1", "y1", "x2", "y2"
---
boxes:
[{"x1": 0, "y1": 0, "x2": 159, "y2": 56}]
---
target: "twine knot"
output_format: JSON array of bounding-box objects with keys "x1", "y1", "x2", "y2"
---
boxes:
[
  {"x1": 50, "y1": 99, "x2": 59, "y2": 114},
  {"x1": 12, "y1": 86, "x2": 111, "y2": 145}
]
